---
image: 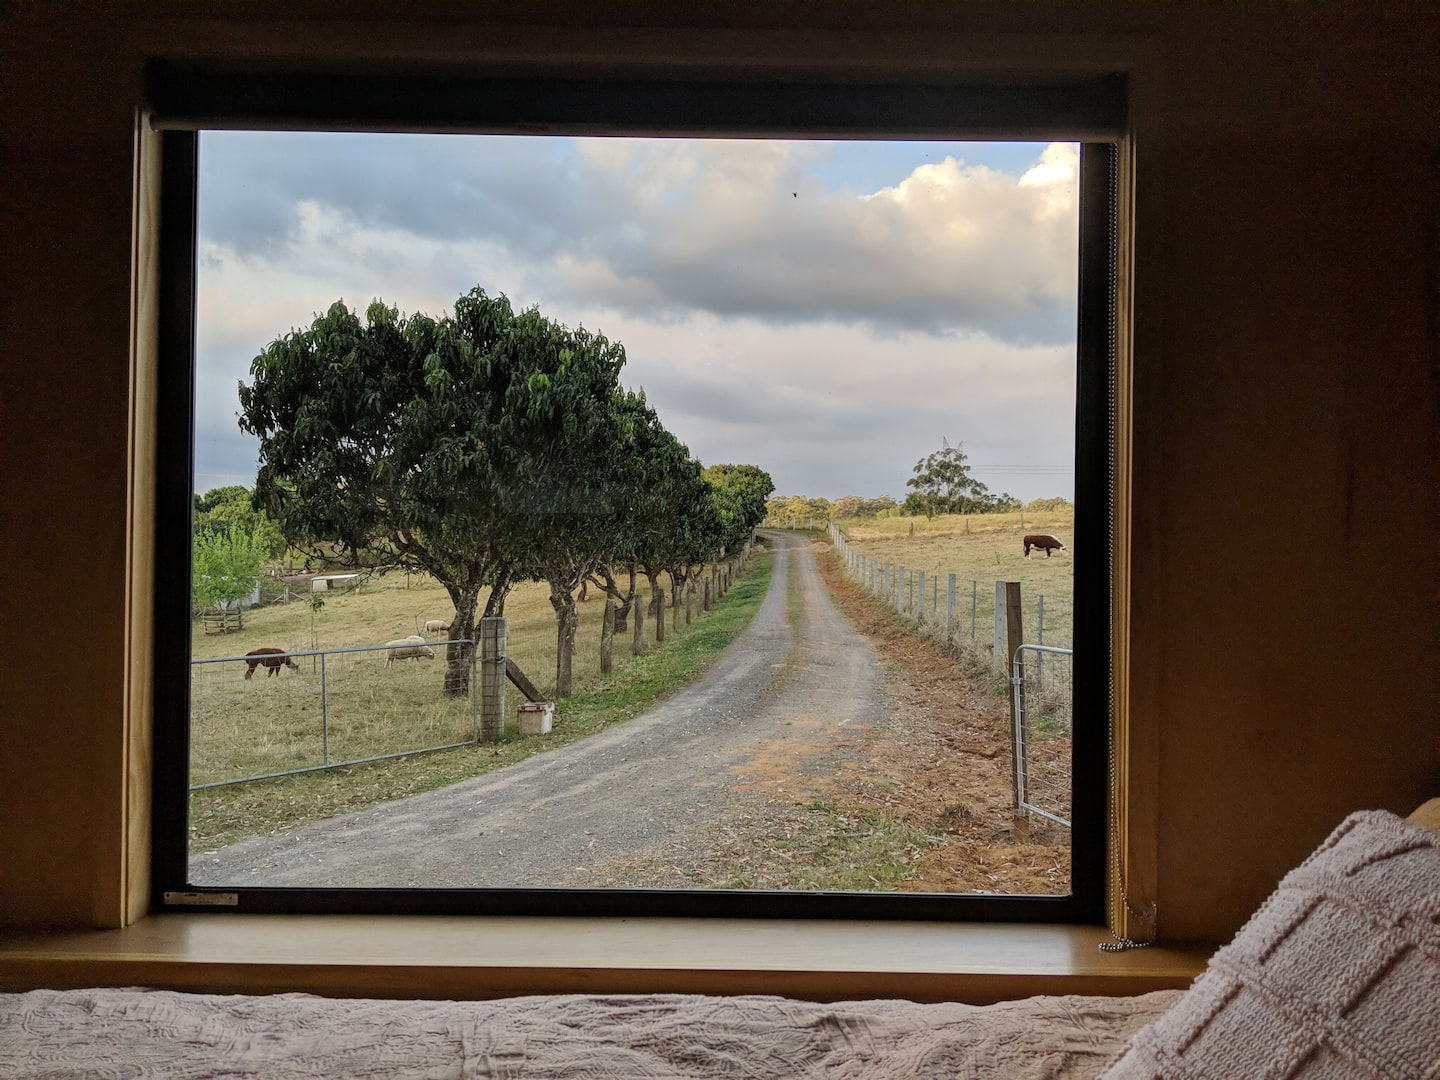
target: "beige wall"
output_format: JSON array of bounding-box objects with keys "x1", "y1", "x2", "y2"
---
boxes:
[{"x1": 2, "y1": 2, "x2": 1435, "y2": 942}]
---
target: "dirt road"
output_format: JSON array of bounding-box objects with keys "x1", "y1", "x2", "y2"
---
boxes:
[{"x1": 190, "y1": 531, "x2": 892, "y2": 888}]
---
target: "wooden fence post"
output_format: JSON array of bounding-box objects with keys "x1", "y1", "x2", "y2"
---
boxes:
[
  {"x1": 1004, "y1": 582, "x2": 1025, "y2": 814},
  {"x1": 479, "y1": 616, "x2": 506, "y2": 743},
  {"x1": 946, "y1": 573, "x2": 956, "y2": 635}
]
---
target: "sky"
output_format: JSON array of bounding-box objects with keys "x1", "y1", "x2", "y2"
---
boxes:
[{"x1": 195, "y1": 132, "x2": 1078, "y2": 503}]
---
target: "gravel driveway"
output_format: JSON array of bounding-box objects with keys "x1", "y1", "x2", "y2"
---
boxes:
[{"x1": 190, "y1": 531, "x2": 891, "y2": 888}]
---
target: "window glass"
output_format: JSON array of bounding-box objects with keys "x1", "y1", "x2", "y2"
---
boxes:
[{"x1": 181, "y1": 132, "x2": 1081, "y2": 902}]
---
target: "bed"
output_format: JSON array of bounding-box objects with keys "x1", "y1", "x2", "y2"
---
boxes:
[{"x1": 2, "y1": 804, "x2": 1436, "y2": 1079}]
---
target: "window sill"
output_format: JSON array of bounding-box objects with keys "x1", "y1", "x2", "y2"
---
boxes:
[{"x1": 0, "y1": 914, "x2": 1210, "y2": 1003}]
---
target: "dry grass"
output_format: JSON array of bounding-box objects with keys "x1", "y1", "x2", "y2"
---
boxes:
[
  {"x1": 836, "y1": 508, "x2": 1075, "y2": 648},
  {"x1": 187, "y1": 555, "x2": 773, "y2": 849},
  {"x1": 191, "y1": 564, "x2": 704, "y2": 789}
]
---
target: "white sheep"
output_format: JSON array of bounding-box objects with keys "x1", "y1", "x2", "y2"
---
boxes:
[
  {"x1": 423, "y1": 619, "x2": 449, "y2": 633},
  {"x1": 384, "y1": 635, "x2": 436, "y2": 664}
]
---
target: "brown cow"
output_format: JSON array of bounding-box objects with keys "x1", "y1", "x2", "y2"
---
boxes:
[
  {"x1": 243, "y1": 647, "x2": 300, "y2": 679},
  {"x1": 1023, "y1": 534, "x2": 1067, "y2": 559}
]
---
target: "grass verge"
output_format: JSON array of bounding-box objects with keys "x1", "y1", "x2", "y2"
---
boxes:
[{"x1": 190, "y1": 551, "x2": 776, "y2": 852}]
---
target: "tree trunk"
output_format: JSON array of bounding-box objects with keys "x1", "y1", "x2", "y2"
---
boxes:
[
  {"x1": 549, "y1": 582, "x2": 578, "y2": 698},
  {"x1": 646, "y1": 571, "x2": 666, "y2": 643},
  {"x1": 444, "y1": 590, "x2": 480, "y2": 697},
  {"x1": 600, "y1": 596, "x2": 616, "y2": 674},
  {"x1": 632, "y1": 586, "x2": 645, "y2": 655}
]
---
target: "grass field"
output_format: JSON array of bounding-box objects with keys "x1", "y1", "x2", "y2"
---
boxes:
[
  {"x1": 188, "y1": 552, "x2": 773, "y2": 849},
  {"x1": 833, "y1": 508, "x2": 1076, "y2": 649}
]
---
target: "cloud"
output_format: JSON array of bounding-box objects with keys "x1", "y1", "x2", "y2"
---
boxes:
[
  {"x1": 199, "y1": 134, "x2": 1078, "y2": 345},
  {"x1": 193, "y1": 134, "x2": 1079, "y2": 501},
  {"x1": 582, "y1": 312, "x2": 1074, "y2": 500}
]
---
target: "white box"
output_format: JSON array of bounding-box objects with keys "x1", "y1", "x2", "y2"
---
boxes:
[{"x1": 517, "y1": 701, "x2": 554, "y2": 735}]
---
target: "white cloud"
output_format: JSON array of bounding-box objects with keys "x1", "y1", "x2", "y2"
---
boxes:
[{"x1": 194, "y1": 134, "x2": 1078, "y2": 501}]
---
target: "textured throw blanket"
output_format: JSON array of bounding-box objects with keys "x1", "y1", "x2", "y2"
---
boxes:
[
  {"x1": 0, "y1": 987, "x2": 1181, "y2": 1079},
  {"x1": 1100, "y1": 809, "x2": 1440, "y2": 1079}
]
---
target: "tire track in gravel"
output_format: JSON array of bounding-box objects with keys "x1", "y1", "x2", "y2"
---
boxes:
[{"x1": 190, "y1": 531, "x2": 891, "y2": 888}]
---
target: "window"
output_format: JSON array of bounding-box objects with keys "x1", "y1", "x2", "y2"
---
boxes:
[{"x1": 151, "y1": 66, "x2": 1120, "y2": 921}]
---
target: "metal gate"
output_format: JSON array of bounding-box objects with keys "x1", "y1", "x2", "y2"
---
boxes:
[{"x1": 1011, "y1": 644, "x2": 1073, "y2": 827}]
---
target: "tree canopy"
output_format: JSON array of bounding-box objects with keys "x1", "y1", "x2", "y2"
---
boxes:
[
  {"x1": 903, "y1": 439, "x2": 1018, "y2": 517},
  {"x1": 702, "y1": 464, "x2": 775, "y2": 551},
  {"x1": 239, "y1": 288, "x2": 642, "y2": 696},
  {"x1": 194, "y1": 485, "x2": 286, "y2": 559},
  {"x1": 237, "y1": 286, "x2": 771, "y2": 705},
  {"x1": 192, "y1": 526, "x2": 267, "y2": 611}
]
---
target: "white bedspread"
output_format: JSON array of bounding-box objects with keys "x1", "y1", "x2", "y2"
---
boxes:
[{"x1": 0, "y1": 987, "x2": 1181, "y2": 1079}]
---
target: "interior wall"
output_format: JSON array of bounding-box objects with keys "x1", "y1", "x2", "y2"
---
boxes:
[{"x1": 1, "y1": 2, "x2": 1435, "y2": 942}]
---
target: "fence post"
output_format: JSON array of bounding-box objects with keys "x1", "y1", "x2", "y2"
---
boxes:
[
  {"x1": 972, "y1": 579, "x2": 978, "y2": 640},
  {"x1": 479, "y1": 616, "x2": 507, "y2": 742},
  {"x1": 946, "y1": 573, "x2": 956, "y2": 635},
  {"x1": 917, "y1": 570, "x2": 926, "y2": 623},
  {"x1": 1004, "y1": 582, "x2": 1025, "y2": 813},
  {"x1": 320, "y1": 650, "x2": 329, "y2": 765}
]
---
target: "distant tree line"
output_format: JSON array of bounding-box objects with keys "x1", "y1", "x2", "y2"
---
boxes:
[
  {"x1": 765, "y1": 440, "x2": 1071, "y2": 525},
  {"x1": 224, "y1": 286, "x2": 772, "y2": 699}
]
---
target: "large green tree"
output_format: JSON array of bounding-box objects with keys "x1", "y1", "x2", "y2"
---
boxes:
[
  {"x1": 702, "y1": 463, "x2": 775, "y2": 551},
  {"x1": 192, "y1": 526, "x2": 267, "y2": 611},
  {"x1": 497, "y1": 314, "x2": 639, "y2": 698},
  {"x1": 194, "y1": 485, "x2": 286, "y2": 559},
  {"x1": 239, "y1": 287, "x2": 640, "y2": 702},
  {"x1": 581, "y1": 394, "x2": 699, "y2": 650},
  {"x1": 903, "y1": 439, "x2": 1015, "y2": 517}
]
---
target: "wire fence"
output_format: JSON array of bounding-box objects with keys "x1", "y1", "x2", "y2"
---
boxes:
[
  {"x1": 1011, "y1": 644, "x2": 1073, "y2": 827},
  {"x1": 824, "y1": 524, "x2": 1066, "y2": 663},
  {"x1": 189, "y1": 640, "x2": 478, "y2": 790},
  {"x1": 826, "y1": 524, "x2": 1073, "y2": 827}
]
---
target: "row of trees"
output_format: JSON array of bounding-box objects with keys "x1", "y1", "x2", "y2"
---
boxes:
[
  {"x1": 766, "y1": 440, "x2": 1070, "y2": 524},
  {"x1": 234, "y1": 287, "x2": 773, "y2": 698}
]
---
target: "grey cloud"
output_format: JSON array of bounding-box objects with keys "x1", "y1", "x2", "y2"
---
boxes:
[
  {"x1": 201, "y1": 134, "x2": 1077, "y2": 347},
  {"x1": 633, "y1": 359, "x2": 1072, "y2": 502}
]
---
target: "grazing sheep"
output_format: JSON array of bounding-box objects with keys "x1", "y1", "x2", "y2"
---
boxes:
[
  {"x1": 243, "y1": 647, "x2": 300, "y2": 680},
  {"x1": 384, "y1": 635, "x2": 436, "y2": 665},
  {"x1": 1022, "y1": 534, "x2": 1067, "y2": 559},
  {"x1": 423, "y1": 619, "x2": 449, "y2": 633}
]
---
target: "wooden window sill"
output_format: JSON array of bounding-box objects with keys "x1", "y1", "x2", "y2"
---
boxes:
[{"x1": 0, "y1": 914, "x2": 1210, "y2": 1003}]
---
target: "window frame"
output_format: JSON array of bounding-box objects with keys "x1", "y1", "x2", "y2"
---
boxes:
[{"x1": 150, "y1": 67, "x2": 1121, "y2": 923}]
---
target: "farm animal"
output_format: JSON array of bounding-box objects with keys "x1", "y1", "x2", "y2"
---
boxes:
[
  {"x1": 1023, "y1": 534, "x2": 1067, "y2": 559},
  {"x1": 385, "y1": 635, "x2": 436, "y2": 665},
  {"x1": 243, "y1": 647, "x2": 300, "y2": 680},
  {"x1": 423, "y1": 619, "x2": 449, "y2": 633}
]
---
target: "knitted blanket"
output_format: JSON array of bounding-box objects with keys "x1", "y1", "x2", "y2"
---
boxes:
[
  {"x1": 0, "y1": 987, "x2": 1180, "y2": 1079},
  {"x1": 1101, "y1": 809, "x2": 1440, "y2": 1079}
]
